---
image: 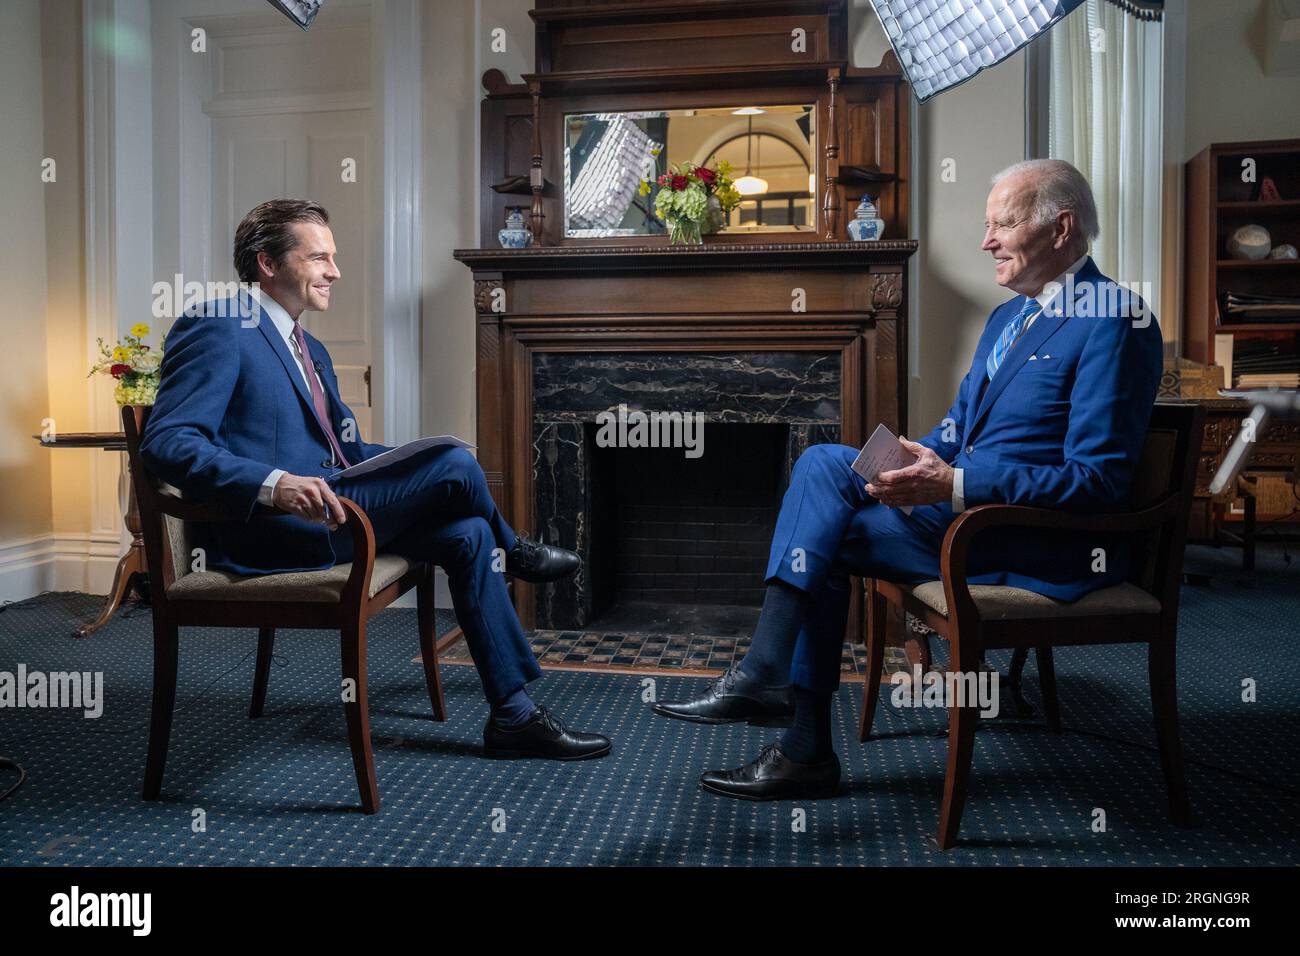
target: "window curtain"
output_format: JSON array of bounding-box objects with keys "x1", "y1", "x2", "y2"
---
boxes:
[{"x1": 1049, "y1": 0, "x2": 1164, "y2": 313}]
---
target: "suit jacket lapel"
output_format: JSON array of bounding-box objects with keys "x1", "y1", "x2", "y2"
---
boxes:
[
  {"x1": 254, "y1": 302, "x2": 323, "y2": 427},
  {"x1": 966, "y1": 278, "x2": 1082, "y2": 438}
]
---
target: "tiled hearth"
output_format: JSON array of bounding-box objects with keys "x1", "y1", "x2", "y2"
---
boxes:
[{"x1": 438, "y1": 629, "x2": 896, "y2": 683}]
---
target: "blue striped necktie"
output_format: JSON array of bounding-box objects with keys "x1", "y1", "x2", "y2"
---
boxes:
[{"x1": 985, "y1": 299, "x2": 1041, "y2": 381}]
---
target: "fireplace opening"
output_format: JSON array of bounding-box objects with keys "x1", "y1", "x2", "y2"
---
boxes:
[{"x1": 584, "y1": 422, "x2": 789, "y2": 633}]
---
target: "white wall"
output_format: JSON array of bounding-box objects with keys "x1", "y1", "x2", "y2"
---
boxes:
[
  {"x1": 0, "y1": 0, "x2": 55, "y2": 600},
  {"x1": 910, "y1": 58, "x2": 1029, "y2": 434},
  {"x1": 417, "y1": 1, "x2": 481, "y2": 442},
  {"x1": 477, "y1": 0, "x2": 534, "y2": 85},
  {"x1": 1184, "y1": 0, "x2": 1300, "y2": 159}
]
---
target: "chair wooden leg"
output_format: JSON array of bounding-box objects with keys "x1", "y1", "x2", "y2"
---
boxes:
[
  {"x1": 1008, "y1": 645, "x2": 1029, "y2": 703},
  {"x1": 1149, "y1": 635, "x2": 1191, "y2": 826},
  {"x1": 249, "y1": 627, "x2": 275, "y2": 719},
  {"x1": 143, "y1": 620, "x2": 179, "y2": 800},
  {"x1": 936, "y1": 636, "x2": 980, "y2": 849},
  {"x1": 341, "y1": 620, "x2": 380, "y2": 814},
  {"x1": 417, "y1": 567, "x2": 447, "y2": 721},
  {"x1": 905, "y1": 629, "x2": 933, "y2": 672},
  {"x1": 858, "y1": 580, "x2": 887, "y2": 742},
  {"x1": 1036, "y1": 645, "x2": 1061, "y2": 734}
]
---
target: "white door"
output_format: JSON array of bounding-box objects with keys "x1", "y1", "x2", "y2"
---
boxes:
[
  {"x1": 210, "y1": 108, "x2": 375, "y2": 435},
  {"x1": 200, "y1": 5, "x2": 376, "y2": 436}
]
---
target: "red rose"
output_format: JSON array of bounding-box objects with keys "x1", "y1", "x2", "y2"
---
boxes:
[
  {"x1": 109, "y1": 363, "x2": 132, "y2": 379},
  {"x1": 696, "y1": 167, "x2": 717, "y2": 186},
  {"x1": 671, "y1": 175, "x2": 688, "y2": 191},
  {"x1": 658, "y1": 174, "x2": 670, "y2": 186}
]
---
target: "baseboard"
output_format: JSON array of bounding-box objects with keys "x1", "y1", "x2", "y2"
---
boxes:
[
  {"x1": 0, "y1": 532, "x2": 124, "y2": 604},
  {"x1": 0, "y1": 534, "x2": 56, "y2": 603}
]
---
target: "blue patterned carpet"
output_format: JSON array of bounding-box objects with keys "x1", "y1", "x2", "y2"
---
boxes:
[{"x1": 1, "y1": 543, "x2": 1297, "y2": 866}]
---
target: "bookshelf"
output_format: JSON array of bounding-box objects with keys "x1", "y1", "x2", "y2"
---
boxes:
[
  {"x1": 1184, "y1": 138, "x2": 1300, "y2": 380},
  {"x1": 1183, "y1": 139, "x2": 1300, "y2": 540}
]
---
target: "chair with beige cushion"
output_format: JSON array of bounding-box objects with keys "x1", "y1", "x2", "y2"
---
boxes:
[
  {"x1": 122, "y1": 404, "x2": 453, "y2": 814},
  {"x1": 858, "y1": 402, "x2": 1205, "y2": 849}
]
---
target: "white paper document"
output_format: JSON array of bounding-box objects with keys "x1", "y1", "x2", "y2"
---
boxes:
[
  {"x1": 331, "y1": 435, "x2": 475, "y2": 480},
  {"x1": 850, "y1": 423, "x2": 917, "y2": 515}
]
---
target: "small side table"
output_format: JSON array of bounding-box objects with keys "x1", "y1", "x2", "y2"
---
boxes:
[{"x1": 33, "y1": 431, "x2": 145, "y2": 638}]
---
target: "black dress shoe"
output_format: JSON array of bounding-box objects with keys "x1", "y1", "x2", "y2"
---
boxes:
[
  {"x1": 505, "y1": 531, "x2": 582, "y2": 583},
  {"x1": 651, "y1": 665, "x2": 794, "y2": 726},
  {"x1": 483, "y1": 705, "x2": 611, "y2": 760},
  {"x1": 700, "y1": 741, "x2": 840, "y2": 801}
]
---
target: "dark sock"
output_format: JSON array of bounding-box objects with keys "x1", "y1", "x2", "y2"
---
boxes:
[
  {"x1": 491, "y1": 687, "x2": 537, "y2": 727},
  {"x1": 780, "y1": 686, "x2": 833, "y2": 763},
  {"x1": 737, "y1": 581, "x2": 807, "y2": 686}
]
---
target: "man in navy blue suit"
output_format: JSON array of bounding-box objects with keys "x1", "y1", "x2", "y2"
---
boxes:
[
  {"x1": 654, "y1": 159, "x2": 1164, "y2": 799},
  {"x1": 142, "y1": 199, "x2": 610, "y2": 760}
]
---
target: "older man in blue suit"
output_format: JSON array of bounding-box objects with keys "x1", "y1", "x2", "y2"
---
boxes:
[
  {"x1": 142, "y1": 199, "x2": 610, "y2": 760},
  {"x1": 654, "y1": 159, "x2": 1164, "y2": 799}
]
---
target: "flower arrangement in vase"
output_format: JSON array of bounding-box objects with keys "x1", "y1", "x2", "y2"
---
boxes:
[
  {"x1": 640, "y1": 160, "x2": 742, "y2": 245},
  {"x1": 88, "y1": 323, "x2": 165, "y2": 406}
]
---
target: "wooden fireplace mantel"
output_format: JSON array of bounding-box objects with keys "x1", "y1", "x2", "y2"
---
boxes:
[{"x1": 453, "y1": 239, "x2": 919, "y2": 273}]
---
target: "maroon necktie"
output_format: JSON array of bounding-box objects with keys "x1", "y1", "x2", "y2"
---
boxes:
[{"x1": 291, "y1": 321, "x2": 351, "y2": 468}]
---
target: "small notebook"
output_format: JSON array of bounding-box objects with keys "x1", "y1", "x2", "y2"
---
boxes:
[{"x1": 850, "y1": 423, "x2": 917, "y2": 514}]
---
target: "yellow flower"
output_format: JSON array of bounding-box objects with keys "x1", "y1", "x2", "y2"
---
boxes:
[
  {"x1": 130, "y1": 323, "x2": 150, "y2": 338},
  {"x1": 650, "y1": 146, "x2": 661, "y2": 156},
  {"x1": 638, "y1": 180, "x2": 651, "y2": 197},
  {"x1": 112, "y1": 346, "x2": 129, "y2": 362}
]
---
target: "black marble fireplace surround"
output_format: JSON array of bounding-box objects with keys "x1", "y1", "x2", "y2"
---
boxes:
[{"x1": 532, "y1": 350, "x2": 842, "y2": 630}]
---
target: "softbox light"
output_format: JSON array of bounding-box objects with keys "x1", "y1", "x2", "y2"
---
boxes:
[
  {"x1": 871, "y1": 0, "x2": 1085, "y2": 101},
  {"x1": 267, "y1": 0, "x2": 324, "y2": 31}
]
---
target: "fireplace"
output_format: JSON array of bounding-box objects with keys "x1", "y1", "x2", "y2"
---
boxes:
[
  {"x1": 455, "y1": 241, "x2": 915, "y2": 637},
  {"x1": 604, "y1": 422, "x2": 786, "y2": 609},
  {"x1": 531, "y1": 350, "x2": 842, "y2": 629}
]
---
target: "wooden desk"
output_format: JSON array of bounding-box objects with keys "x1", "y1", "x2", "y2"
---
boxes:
[{"x1": 1187, "y1": 399, "x2": 1300, "y2": 551}]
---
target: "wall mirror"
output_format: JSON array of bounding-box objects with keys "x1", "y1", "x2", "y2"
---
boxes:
[{"x1": 563, "y1": 104, "x2": 817, "y2": 238}]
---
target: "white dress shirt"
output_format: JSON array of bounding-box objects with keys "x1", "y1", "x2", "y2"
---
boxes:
[
  {"x1": 950, "y1": 253, "x2": 1089, "y2": 513},
  {"x1": 253, "y1": 291, "x2": 332, "y2": 506}
]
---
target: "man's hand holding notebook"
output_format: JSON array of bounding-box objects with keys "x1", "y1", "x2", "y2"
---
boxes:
[{"x1": 850, "y1": 423, "x2": 919, "y2": 514}]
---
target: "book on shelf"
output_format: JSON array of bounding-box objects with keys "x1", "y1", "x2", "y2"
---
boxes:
[
  {"x1": 1236, "y1": 373, "x2": 1300, "y2": 388},
  {"x1": 1220, "y1": 291, "x2": 1300, "y2": 321}
]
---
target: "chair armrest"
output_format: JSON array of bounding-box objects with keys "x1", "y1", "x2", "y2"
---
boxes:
[
  {"x1": 935, "y1": 495, "x2": 1179, "y2": 625},
  {"x1": 337, "y1": 496, "x2": 378, "y2": 605},
  {"x1": 154, "y1": 488, "x2": 377, "y2": 604}
]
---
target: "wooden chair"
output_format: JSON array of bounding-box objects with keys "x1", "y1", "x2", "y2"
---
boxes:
[
  {"x1": 858, "y1": 402, "x2": 1205, "y2": 849},
  {"x1": 122, "y1": 404, "x2": 453, "y2": 813}
]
